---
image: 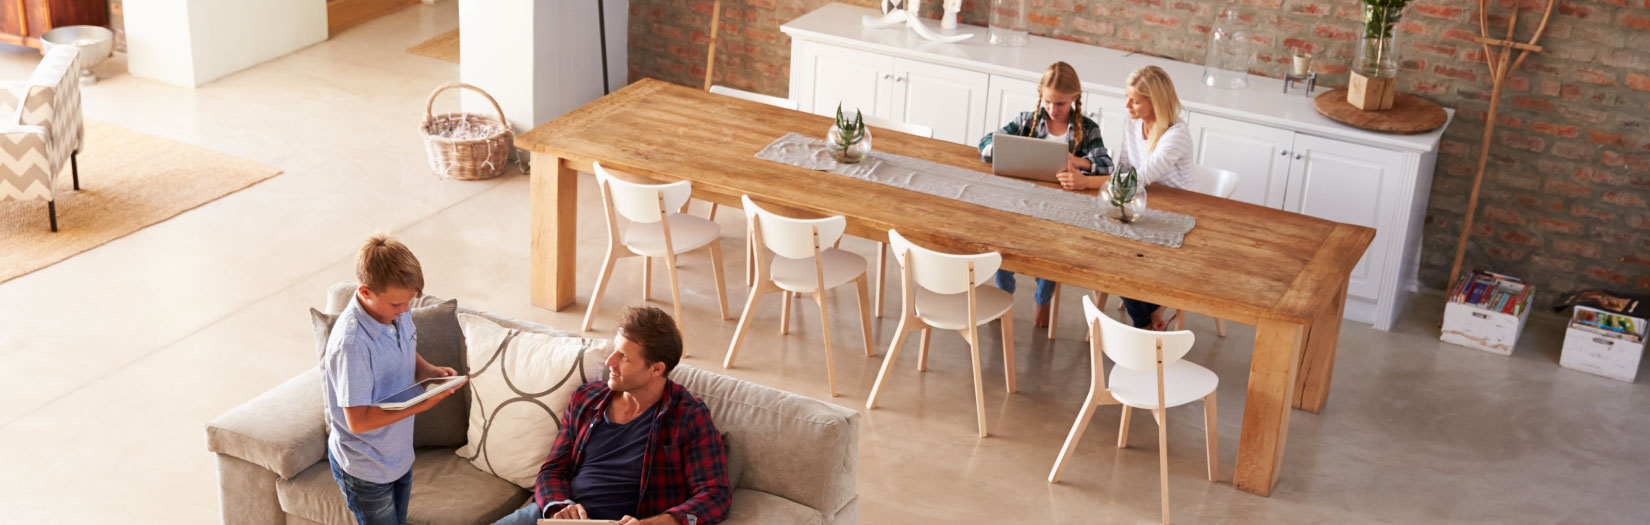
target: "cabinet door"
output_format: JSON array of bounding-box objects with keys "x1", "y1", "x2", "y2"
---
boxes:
[
  {"x1": 1082, "y1": 91, "x2": 1128, "y2": 164},
  {"x1": 985, "y1": 75, "x2": 1039, "y2": 134},
  {"x1": 1284, "y1": 135, "x2": 1404, "y2": 301},
  {"x1": 890, "y1": 58, "x2": 989, "y2": 145},
  {"x1": 801, "y1": 42, "x2": 895, "y2": 119},
  {"x1": 1186, "y1": 112, "x2": 1293, "y2": 208}
]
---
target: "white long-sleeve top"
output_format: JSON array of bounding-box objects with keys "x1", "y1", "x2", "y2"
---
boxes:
[{"x1": 1116, "y1": 118, "x2": 1194, "y2": 190}]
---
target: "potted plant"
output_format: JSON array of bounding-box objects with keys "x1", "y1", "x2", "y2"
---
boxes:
[
  {"x1": 1348, "y1": 0, "x2": 1410, "y2": 110},
  {"x1": 828, "y1": 103, "x2": 872, "y2": 164},
  {"x1": 1099, "y1": 167, "x2": 1147, "y2": 223}
]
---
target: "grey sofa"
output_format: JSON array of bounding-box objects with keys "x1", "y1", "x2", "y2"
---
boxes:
[{"x1": 206, "y1": 285, "x2": 860, "y2": 524}]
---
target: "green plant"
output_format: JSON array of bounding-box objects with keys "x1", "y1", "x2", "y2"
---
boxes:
[
  {"x1": 832, "y1": 103, "x2": 866, "y2": 150},
  {"x1": 1109, "y1": 167, "x2": 1139, "y2": 208},
  {"x1": 1361, "y1": 0, "x2": 1410, "y2": 75}
]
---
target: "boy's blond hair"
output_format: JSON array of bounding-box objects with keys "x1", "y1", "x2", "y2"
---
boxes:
[{"x1": 356, "y1": 233, "x2": 424, "y2": 293}]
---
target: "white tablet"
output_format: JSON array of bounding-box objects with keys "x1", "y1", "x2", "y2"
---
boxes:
[
  {"x1": 538, "y1": 520, "x2": 620, "y2": 525},
  {"x1": 374, "y1": 375, "x2": 467, "y2": 410}
]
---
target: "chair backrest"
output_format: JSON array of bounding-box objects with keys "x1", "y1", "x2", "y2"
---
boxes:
[
  {"x1": 742, "y1": 195, "x2": 846, "y2": 260},
  {"x1": 709, "y1": 85, "x2": 800, "y2": 111},
  {"x1": 886, "y1": 229, "x2": 999, "y2": 295},
  {"x1": 1088, "y1": 296, "x2": 1196, "y2": 372},
  {"x1": 1192, "y1": 165, "x2": 1239, "y2": 199},
  {"x1": 594, "y1": 162, "x2": 691, "y2": 224},
  {"x1": 861, "y1": 114, "x2": 934, "y2": 138}
]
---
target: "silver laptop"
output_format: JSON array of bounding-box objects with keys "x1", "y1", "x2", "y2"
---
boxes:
[{"x1": 990, "y1": 132, "x2": 1069, "y2": 182}]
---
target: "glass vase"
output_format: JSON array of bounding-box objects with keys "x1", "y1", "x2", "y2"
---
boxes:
[
  {"x1": 988, "y1": 0, "x2": 1029, "y2": 47},
  {"x1": 1201, "y1": 8, "x2": 1255, "y2": 90},
  {"x1": 1098, "y1": 184, "x2": 1148, "y2": 224},
  {"x1": 827, "y1": 125, "x2": 872, "y2": 164},
  {"x1": 1355, "y1": 4, "x2": 1401, "y2": 78}
]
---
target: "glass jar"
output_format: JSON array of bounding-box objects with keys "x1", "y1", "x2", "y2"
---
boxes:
[
  {"x1": 1354, "y1": 4, "x2": 1401, "y2": 78},
  {"x1": 1098, "y1": 184, "x2": 1148, "y2": 224},
  {"x1": 988, "y1": 0, "x2": 1029, "y2": 47},
  {"x1": 827, "y1": 125, "x2": 872, "y2": 164},
  {"x1": 1201, "y1": 8, "x2": 1255, "y2": 90}
]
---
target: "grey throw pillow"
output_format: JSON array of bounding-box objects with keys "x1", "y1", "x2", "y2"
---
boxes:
[
  {"x1": 310, "y1": 298, "x2": 470, "y2": 448},
  {"x1": 722, "y1": 430, "x2": 745, "y2": 491}
]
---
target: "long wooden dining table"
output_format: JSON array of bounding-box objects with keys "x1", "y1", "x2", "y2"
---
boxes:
[{"x1": 515, "y1": 79, "x2": 1373, "y2": 497}]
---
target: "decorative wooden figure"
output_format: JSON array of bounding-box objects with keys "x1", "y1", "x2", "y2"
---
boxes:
[
  {"x1": 1447, "y1": 0, "x2": 1555, "y2": 282},
  {"x1": 1347, "y1": 71, "x2": 1396, "y2": 110}
]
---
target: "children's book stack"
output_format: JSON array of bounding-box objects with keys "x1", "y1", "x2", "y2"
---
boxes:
[
  {"x1": 1560, "y1": 305, "x2": 1648, "y2": 383},
  {"x1": 1440, "y1": 270, "x2": 1534, "y2": 356}
]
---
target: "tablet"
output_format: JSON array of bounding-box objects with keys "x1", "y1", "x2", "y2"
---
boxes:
[
  {"x1": 991, "y1": 132, "x2": 1069, "y2": 182},
  {"x1": 374, "y1": 375, "x2": 467, "y2": 410},
  {"x1": 537, "y1": 520, "x2": 620, "y2": 525}
]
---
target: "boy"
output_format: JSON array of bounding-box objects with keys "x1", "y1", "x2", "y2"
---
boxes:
[{"x1": 323, "y1": 233, "x2": 464, "y2": 524}]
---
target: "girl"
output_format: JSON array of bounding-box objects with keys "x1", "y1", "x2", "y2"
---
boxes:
[
  {"x1": 1063, "y1": 65, "x2": 1195, "y2": 329},
  {"x1": 978, "y1": 61, "x2": 1113, "y2": 328}
]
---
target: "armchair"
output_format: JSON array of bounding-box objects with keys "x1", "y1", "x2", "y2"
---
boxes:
[{"x1": 0, "y1": 45, "x2": 84, "y2": 232}]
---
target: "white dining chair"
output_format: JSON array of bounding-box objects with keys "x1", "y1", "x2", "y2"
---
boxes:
[
  {"x1": 583, "y1": 162, "x2": 731, "y2": 339},
  {"x1": 723, "y1": 196, "x2": 874, "y2": 397},
  {"x1": 1048, "y1": 295, "x2": 1217, "y2": 524},
  {"x1": 856, "y1": 117, "x2": 934, "y2": 320},
  {"x1": 709, "y1": 85, "x2": 800, "y2": 111},
  {"x1": 867, "y1": 229, "x2": 1016, "y2": 438}
]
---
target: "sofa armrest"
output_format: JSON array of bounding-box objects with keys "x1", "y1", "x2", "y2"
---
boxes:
[{"x1": 206, "y1": 367, "x2": 328, "y2": 480}]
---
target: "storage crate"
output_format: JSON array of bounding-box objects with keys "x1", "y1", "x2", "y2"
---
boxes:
[
  {"x1": 1559, "y1": 306, "x2": 1648, "y2": 383},
  {"x1": 1440, "y1": 300, "x2": 1533, "y2": 355}
]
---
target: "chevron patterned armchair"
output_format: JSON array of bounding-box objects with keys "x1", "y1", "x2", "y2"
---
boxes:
[{"x1": 0, "y1": 45, "x2": 83, "y2": 232}]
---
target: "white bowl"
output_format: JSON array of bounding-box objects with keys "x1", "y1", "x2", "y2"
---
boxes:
[{"x1": 40, "y1": 25, "x2": 114, "y2": 85}]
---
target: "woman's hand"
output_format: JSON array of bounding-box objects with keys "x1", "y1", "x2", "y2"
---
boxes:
[{"x1": 1056, "y1": 171, "x2": 1095, "y2": 191}]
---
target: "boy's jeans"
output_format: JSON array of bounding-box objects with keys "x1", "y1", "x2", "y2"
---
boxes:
[
  {"x1": 328, "y1": 450, "x2": 412, "y2": 525},
  {"x1": 994, "y1": 270, "x2": 1056, "y2": 306}
]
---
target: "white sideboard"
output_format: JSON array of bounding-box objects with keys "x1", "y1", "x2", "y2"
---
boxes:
[{"x1": 781, "y1": 3, "x2": 1451, "y2": 330}]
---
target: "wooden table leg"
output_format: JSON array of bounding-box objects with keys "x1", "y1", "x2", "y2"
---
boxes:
[
  {"x1": 1234, "y1": 318, "x2": 1306, "y2": 497},
  {"x1": 529, "y1": 152, "x2": 579, "y2": 311},
  {"x1": 1293, "y1": 278, "x2": 1350, "y2": 413}
]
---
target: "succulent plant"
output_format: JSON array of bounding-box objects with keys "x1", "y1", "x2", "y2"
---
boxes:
[
  {"x1": 1108, "y1": 167, "x2": 1140, "y2": 208},
  {"x1": 832, "y1": 103, "x2": 866, "y2": 150}
]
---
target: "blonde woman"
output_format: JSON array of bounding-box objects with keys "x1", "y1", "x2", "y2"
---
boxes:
[{"x1": 978, "y1": 61, "x2": 1114, "y2": 327}]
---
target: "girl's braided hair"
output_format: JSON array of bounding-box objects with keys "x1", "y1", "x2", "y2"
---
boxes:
[{"x1": 1025, "y1": 61, "x2": 1085, "y2": 155}]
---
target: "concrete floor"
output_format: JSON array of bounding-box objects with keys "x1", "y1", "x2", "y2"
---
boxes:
[{"x1": 1, "y1": 3, "x2": 1646, "y2": 523}]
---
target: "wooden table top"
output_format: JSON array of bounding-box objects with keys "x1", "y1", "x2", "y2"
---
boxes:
[{"x1": 519, "y1": 79, "x2": 1374, "y2": 326}]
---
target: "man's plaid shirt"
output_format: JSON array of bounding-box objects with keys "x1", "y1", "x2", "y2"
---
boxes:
[{"x1": 534, "y1": 379, "x2": 730, "y2": 525}]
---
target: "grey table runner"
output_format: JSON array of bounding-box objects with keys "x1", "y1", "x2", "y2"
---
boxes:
[{"x1": 755, "y1": 132, "x2": 1196, "y2": 248}]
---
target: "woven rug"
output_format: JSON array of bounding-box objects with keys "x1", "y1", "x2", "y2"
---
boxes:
[
  {"x1": 0, "y1": 120, "x2": 283, "y2": 283},
  {"x1": 406, "y1": 29, "x2": 459, "y2": 63}
]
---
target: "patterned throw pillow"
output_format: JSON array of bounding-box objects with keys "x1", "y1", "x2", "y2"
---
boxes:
[{"x1": 456, "y1": 313, "x2": 609, "y2": 489}]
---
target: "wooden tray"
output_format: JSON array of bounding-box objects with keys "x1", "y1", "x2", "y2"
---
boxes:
[{"x1": 1314, "y1": 89, "x2": 1447, "y2": 135}]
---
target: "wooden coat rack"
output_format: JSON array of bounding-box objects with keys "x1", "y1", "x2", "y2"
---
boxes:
[{"x1": 1448, "y1": 0, "x2": 1556, "y2": 282}]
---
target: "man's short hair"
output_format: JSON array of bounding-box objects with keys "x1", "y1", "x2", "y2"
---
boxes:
[
  {"x1": 356, "y1": 233, "x2": 424, "y2": 294},
  {"x1": 618, "y1": 306, "x2": 682, "y2": 375}
]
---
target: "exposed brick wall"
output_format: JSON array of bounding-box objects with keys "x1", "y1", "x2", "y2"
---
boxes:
[{"x1": 630, "y1": 0, "x2": 1650, "y2": 301}]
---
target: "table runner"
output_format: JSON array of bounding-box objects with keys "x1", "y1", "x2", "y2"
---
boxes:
[{"x1": 755, "y1": 132, "x2": 1195, "y2": 248}]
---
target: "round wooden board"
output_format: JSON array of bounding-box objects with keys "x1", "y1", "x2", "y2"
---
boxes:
[{"x1": 1314, "y1": 89, "x2": 1447, "y2": 135}]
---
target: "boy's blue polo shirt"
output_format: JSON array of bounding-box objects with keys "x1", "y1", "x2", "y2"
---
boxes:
[{"x1": 322, "y1": 294, "x2": 418, "y2": 483}]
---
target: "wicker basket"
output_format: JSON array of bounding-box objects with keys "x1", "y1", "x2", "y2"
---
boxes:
[{"x1": 420, "y1": 83, "x2": 513, "y2": 180}]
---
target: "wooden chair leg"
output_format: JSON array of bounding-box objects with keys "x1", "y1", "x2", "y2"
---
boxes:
[
  {"x1": 867, "y1": 317, "x2": 914, "y2": 409},
  {"x1": 580, "y1": 249, "x2": 620, "y2": 331},
  {"x1": 642, "y1": 257, "x2": 653, "y2": 301},
  {"x1": 1001, "y1": 307, "x2": 1016, "y2": 393},
  {"x1": 855, "y1": 275, "x2": 874, "y2": 356},
  {"x1": 723, "y1": 284, "x2": 766, "y2": 369},
  {"x1": 47, "y1": 200, "x2": 58, "y2": 232},
  {"x1": 1157, "y1": 408, "x2": 1170, "y2": 525},
  {"x1": 664, "y1": 254, "x2": 688, "y2": 356},
  {"x1": 1118, "y1": 406, "x2": 1131, "y2": 448},
  {"x1": 1047, "y1": 285, "x2": 1060, "y2": 339},
  {"x1": 71, "y1": 150, "x2": 80, "y2": 190},
  {"x1": 1174, "y1": 309, "x2": 1186, "y2": 331},
  {"x1": 1215, "y1": 318, "x2": 1228, "y2": 337},
  {"x1": 745, "y1": 236, "x2": 755, "y2": 288},
  {"x1": 917, "y1": 327, "x2": 932, "y2": 372},
  {"x1": 1205, "y1": 392, "x2": 1219, "y2": 482},
  {"x1": 707, "y1": 202, "x2": 719, "y2": 221},
  {"x1": 1049, "y1": 386, "x2": 1101, "y2": 483},
  {"x1": 873, "y1": 242, "x2": 886, "y2": 318},
  {"x1": 968, "y1": 330, "x2": 988, "y2": 438},
  {"x1": 707, "y1": 241, "x2": 731, "y2": 320},
  {"x1": 779, "y1": 290, "x2": 792, "y2": 335},
  {"x1": 815, "y1": 291, "x2": 839, "y2": 397}
]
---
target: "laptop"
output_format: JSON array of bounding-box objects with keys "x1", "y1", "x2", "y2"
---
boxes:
[{"x1": 990, "y1": 132, "x2": 1070, "y2": 182}]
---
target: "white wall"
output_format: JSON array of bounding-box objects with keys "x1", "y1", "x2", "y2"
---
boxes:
[
  {"x1": 125, "y1": 0, "x2": 327, "y2": 88},
  {"x1": 459, "y1": 0, "x2": 627, "y2": 132}
]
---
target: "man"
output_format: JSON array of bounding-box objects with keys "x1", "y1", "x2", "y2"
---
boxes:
[{"x1": 495, "y1": 306, "x2": 731, "y2": 525}]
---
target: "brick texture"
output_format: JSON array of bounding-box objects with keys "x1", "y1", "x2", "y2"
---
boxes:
[{"x1": 629, "y1": 0, "x2": 1650, "y2": 299}]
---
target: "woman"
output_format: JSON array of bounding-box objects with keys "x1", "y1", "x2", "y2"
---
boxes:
[
  {"x1": 978, "y1": 61, "x2": 1113, "y2": 328},
  {"x1": 1065, "y1": 65, "x2": 1194, "y2": 329}
]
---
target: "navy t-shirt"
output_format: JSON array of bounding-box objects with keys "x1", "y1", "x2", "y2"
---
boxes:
[{"x1": 570, "y1": 402, "x2": 658, "y2": 520}]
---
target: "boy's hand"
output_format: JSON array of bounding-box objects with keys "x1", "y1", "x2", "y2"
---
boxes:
[{"x1": 416, "y1": 362, "x2": 458, "y2": 381}]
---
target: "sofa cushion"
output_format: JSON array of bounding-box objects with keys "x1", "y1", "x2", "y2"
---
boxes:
[
  {"x1": 669, "y1": 365, "x2": 859, "y2": 519},
  {"x1": 457, "y1": 313, "x2": 608, "y2": 489},
  {"x1": 276, "y1": 447, "x2": 529, "y2": 525},
  {"x1": 723, "y1": 489, "x2": 825, "y2": 525},
  {"x1": 723, "y1": 430, "x2": 747, "y2": 491},
  {"x1": 309, "y1": 298, "x2": 470, "y2": 448},
  {"x1": 206, "y1": 368, "x2": 327, "y2": 480}
]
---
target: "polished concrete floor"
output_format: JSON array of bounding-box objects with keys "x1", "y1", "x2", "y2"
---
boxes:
[{"x1": 1, "y1": 4, "x2": 1646, "y2": 524}]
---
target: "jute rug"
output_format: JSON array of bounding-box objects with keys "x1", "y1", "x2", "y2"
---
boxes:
[
  {"x1": 0, "y1": 120, "x2": 283, "y2": 283},
  {"x1": 406, "y1": 29, "x2": 459, "y2": 63}
]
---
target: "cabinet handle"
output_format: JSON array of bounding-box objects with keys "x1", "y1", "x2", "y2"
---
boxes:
[
  {"x1": 882, "y1": 73, "x2": 892, "y2": 80},
  {"x1": 895, "y1": 76, "x2": 906, "y2": 82},
  {"x1": 1280, "y1": 150, "x2": 1289, "y2": 157},
  {"x1": 1295, "y1": 153, "x2": 1303, "y2": 160}
]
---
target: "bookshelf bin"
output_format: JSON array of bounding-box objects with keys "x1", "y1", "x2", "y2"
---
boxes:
[
  {"x1": 1559, "y1": 306, "x2": 1648, "y2": 383},
  {"x1": 1440, "y1": 296, "x2": 1533, "y2": 356}
]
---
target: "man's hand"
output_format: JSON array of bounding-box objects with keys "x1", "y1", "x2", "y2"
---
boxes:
[
  {"x1": 552, "y1": 503, "x2": 589, "y2": 520},
  {"x1": 616, "y1": 515, "x2": 676, "y2": 525}
]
